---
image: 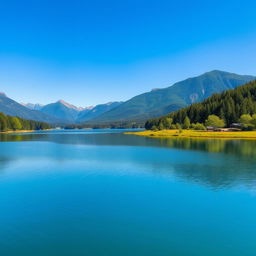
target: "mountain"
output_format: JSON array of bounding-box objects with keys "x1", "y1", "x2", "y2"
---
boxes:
[
  {"x1": 56, "y1": 100, "x2": 85, "y2": 111},
  {"x1": 77, "y1": 102, "x2": 122, "y2": 122},
  {"x1": 145, "y1": 79, "x2": 256, "y2": 129},
  {"x1": 0, "y1": 94, "x2": 62, "y2": 123},
  {"x1": 40, "y1": 100, "x2": 81, "y2": 123},
  {"x1": 92, "y1": 70, "x2": 255, "y2": 122},
  {"x1": 36, "y1": 100, "x2": 122, "y2": 123},
  {"x1": 21, "y1": 103, "x2": 44, "y2": 111}
]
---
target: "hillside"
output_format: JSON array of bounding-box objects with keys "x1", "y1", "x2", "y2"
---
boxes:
[
  {"x1": 77, "y1": 102, "x2": 122, "y2": 122},
  {"x1": 91, "y1": 70, "x2": 255, "y2": 122},
  {"x1": 0, "y1": 111, "x2": 50, "y2": 131},
  {"x1": 145, "y1": 80, "x2": 256, "y2": 129},
  {"x1": 38, "y1": 101, "x2": 122, "y2": 123},
  {"x1": 21, "y1": 103, "x2": 44, "y2": 111},
  {"x1": 40, "y1": 100, "x2": 80, "y2": 123},
  {"x1": 0, "y1": 94, "x2": 62, "y2": 123}
]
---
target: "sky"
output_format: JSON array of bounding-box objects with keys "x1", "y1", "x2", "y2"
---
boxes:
[{"x1": 1, "y1": 0, "x2": 256, "y2": 107}]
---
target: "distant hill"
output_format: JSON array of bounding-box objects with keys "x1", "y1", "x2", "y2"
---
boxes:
[
  {"x1": 91, "y1": 70, "x2": 255, "y2": 122},
  {"x1": 21, "y1": 103, "x2": 44, "y2": 111},
  {"x1": 77, "y1": 102, "x2": 122, "y2": 122},
  {"x1": 40, "y1": 100, "x2": 81, "y2": 123},
  {"x1": 145, "y1": 79, "x2": 256, "y2": 129},
  {"x1": 0, "y1": 94, "x2": 62, "y2": 123},
  {"x1": 38, "y1": 100, "x2": 122, "y2": 123}
]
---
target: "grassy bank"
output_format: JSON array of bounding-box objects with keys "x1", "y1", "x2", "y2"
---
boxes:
[
  {"x1": 126, "y1": 129, "x2": 256, "y2": 139},
  {"x1": 0, "y1": 129, "x2": 54, "y2": 134},
  {"x1": 0, "y1": 130, "x2": 37, "y2": 134}
]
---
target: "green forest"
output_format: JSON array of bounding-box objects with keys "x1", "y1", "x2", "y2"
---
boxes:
[
  {"x1": 0, "y1": 112, "x2": 50, "y2": 132},
  {"x1": 145, "y1": 80, "x2": 256, "y2": 131}
]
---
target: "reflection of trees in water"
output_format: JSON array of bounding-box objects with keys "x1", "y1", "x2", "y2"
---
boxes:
[
  {"x1": 2, "y1": 132, "x2": 256, "y2": 158},
  {"x1": 0, "y1": 157, "x2": 11, "y2": 173},
  {"x1": 158, "y1": 137, "x2": 256, "y2": 158},
  {"x1": 171, "y1": 163, "x2": 256, "y2": 190},
  {"x1": 1, "y1": 132, "x2": 256, "y2": 189}
]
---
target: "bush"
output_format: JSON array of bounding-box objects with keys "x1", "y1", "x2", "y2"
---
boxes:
[
  {"x1": 193, "y1": 123, "x2": 206, "y2": 130},
  {"x1": 205, "y1": 115, "x2": 225, "y2": 128}
]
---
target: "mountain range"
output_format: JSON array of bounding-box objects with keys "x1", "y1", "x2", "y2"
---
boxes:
[
  {"x1": 90, "y1": 70, "x2": 255, "y2": 122},
  {"x1": 145, "y1": 79, "x2": 256, "y2": 129},
  {"x1": 0, "y1": 93, "x2": 62, "y2": 123},
  {"x1": 0, "y1": 70, "x2": 255, "y2": 125}
]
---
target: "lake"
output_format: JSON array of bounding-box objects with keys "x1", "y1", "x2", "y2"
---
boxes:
[{"x1": 0, "y1": 129, "x2": 256, "y2": 256}]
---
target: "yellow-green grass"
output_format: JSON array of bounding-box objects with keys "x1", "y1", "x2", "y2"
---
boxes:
[
  {"x1": 0, "y1": 129, "x2": 53, "y2": 134},
  {"x1": 0, "y1": 130, "x2": 35, "y2": 134},
  {"x1": 125, "y1": 129, "x2": 256, "y2": 139}
]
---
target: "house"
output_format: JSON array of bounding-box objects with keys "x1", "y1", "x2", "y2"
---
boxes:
[
  {"x1": 230, "y1": 123, "x2": 243, "y2": 129},
  {"x1": 206, "y1": 126, "x2": 216, "y2": 131},
  {"x1": 207, "y1": 126, "x2": 241, "y2": 132}
]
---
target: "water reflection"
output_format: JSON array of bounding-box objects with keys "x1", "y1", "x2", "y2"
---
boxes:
[
  {"x1": 2, "y1": 131, "x2": 256, "y2": 158},
  {"x1": 1, "y1": 130, "x2": 256, "y2": 190}
]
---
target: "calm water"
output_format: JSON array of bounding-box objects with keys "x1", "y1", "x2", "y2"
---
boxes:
[{"x1": 0, "y1": 129, "x2": 256, "y2": 256}]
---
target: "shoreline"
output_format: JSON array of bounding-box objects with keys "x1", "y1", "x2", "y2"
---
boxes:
[
  {"x1": 0, "y1": 130, "x2": 36, "y2": 134},
  {"x1": 125, "y1": 129, "x2": 256, "y2": 140},
  {"x1": 0, "y1": 129, "x2": 54, "y2": 134}
]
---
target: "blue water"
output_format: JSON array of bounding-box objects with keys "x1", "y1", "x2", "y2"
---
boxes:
[{"x1": 0, "y1": 129, "x2": 256, "y2": 256}]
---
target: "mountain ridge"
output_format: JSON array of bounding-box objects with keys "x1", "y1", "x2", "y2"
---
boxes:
[
  {"x1": 90, "y1": 70, "x2": 255, "y2": 122},
  {"x1": 0, "y1": 94, "x2": 64, "y2": 123},
  {"x1": 145, "y1": 79, "x2": 256, "y2": 129},
  {"x1": 2, "y1": 70, "x2": 255, "y2": 125}
]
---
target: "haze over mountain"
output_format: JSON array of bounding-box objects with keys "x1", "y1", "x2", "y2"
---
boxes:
[
  {"x1": 0, "y1": 94, "x2": 63, "y2": 123},
  {"x1": 23, "y1": 100, "x2": 123, "y2": 123},
  {"x1": 2, "y1": 70, "x2": 255, "y2": 125},
  {"x1": 40, "y1": 100, "x2": 81, "y2": 123},
  {"x1": 21, "y1": 103, "x2": 44, "y2": 111},
  {"x1": 91, "y1": 70, "x2": 255, "y2": 122},
  {"x1": 77, "y1": 102, "x2": 122, "y2": 122}
]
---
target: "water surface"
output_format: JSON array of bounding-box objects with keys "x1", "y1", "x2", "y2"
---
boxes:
[{"x1": 0, "y1": 129, "x2": 256, "y2": 256}]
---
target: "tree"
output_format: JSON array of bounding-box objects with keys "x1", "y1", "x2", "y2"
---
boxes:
[
  {"x1": 162, "y1": 117, "x2": 173, "y2": 129},
  {"x1": 192, "y1": 123, "x2": 206, "y2": 130},
  {"x1": 10, "y1": 117, "x2": 22, "y2": 130},
  {"x1": 183, "y1": 116, "x2": 191, "y2": 129},
  {"x1": 0, "y1": 113, "x2": 7, "y2": 131},
  {"x1": 176, "y1": 123, "x2": 182, "y2": 130},
  {"x1": 152, "y1": 125, "x2": 158, "y2": 131},
  {"x1": 239, "y1": 114, "x2": 252, "y2": 125},
  {"x1": 205, "y1": 115, "x2": 225, "y2": 128},
  {"x1": 158, "y1": 122, "x2": 164, "y2": 130},
  {"x1": 170, "y1": 124, "x2": 176, "y2": 129},
  {"x1": 251, "y1": 114, "x2": 256, "y2": 128},
  {"x1": 144, "y1": 80, "x2": 256, "y2": 130}
]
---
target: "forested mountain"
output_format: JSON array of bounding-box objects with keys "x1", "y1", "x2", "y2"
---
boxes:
[
  {"x1": 145, "y1": 80, "x2": 256, "y2": 129},
  {"x1": 77, "y1": 102, "x2": 122, "y2": 122},
  {"x1": 91, "y1": 70, "x2": 255, "y2": 122},
  {"x1": 2, "y1": 70, "x2": 255, "y2": 125},
  {"x1": 0, "y1": 93, "x2": 62, "y2": 123}
]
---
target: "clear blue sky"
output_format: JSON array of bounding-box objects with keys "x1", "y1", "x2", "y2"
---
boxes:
[{"x1": 1, "y1": 0, "x2": 256, "y2": 106}]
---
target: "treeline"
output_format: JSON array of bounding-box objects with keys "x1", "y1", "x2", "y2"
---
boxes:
[
  {"x1": 64, "y1": 120, "x2": 145, "y2": 129},
  {"x1": 145, "y1": 80, "x2": 256, "y2": 130},
  {"x1": 0, "y1": 112, "x2": 50, "y2": 132}
]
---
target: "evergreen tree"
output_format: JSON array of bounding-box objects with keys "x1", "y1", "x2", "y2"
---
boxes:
[
  {"x1": 145, "y1": 80, "x2": 256, "y2": 130},
  {"x1": 10, "y1": 117, "x2": 22, "y2": 130},
  {"x1": 0, "y1": 112, "x2": 50, "y2": 132},
  {"x1": 183, "y1": 116, "x2": 191, "y2": 129}
]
